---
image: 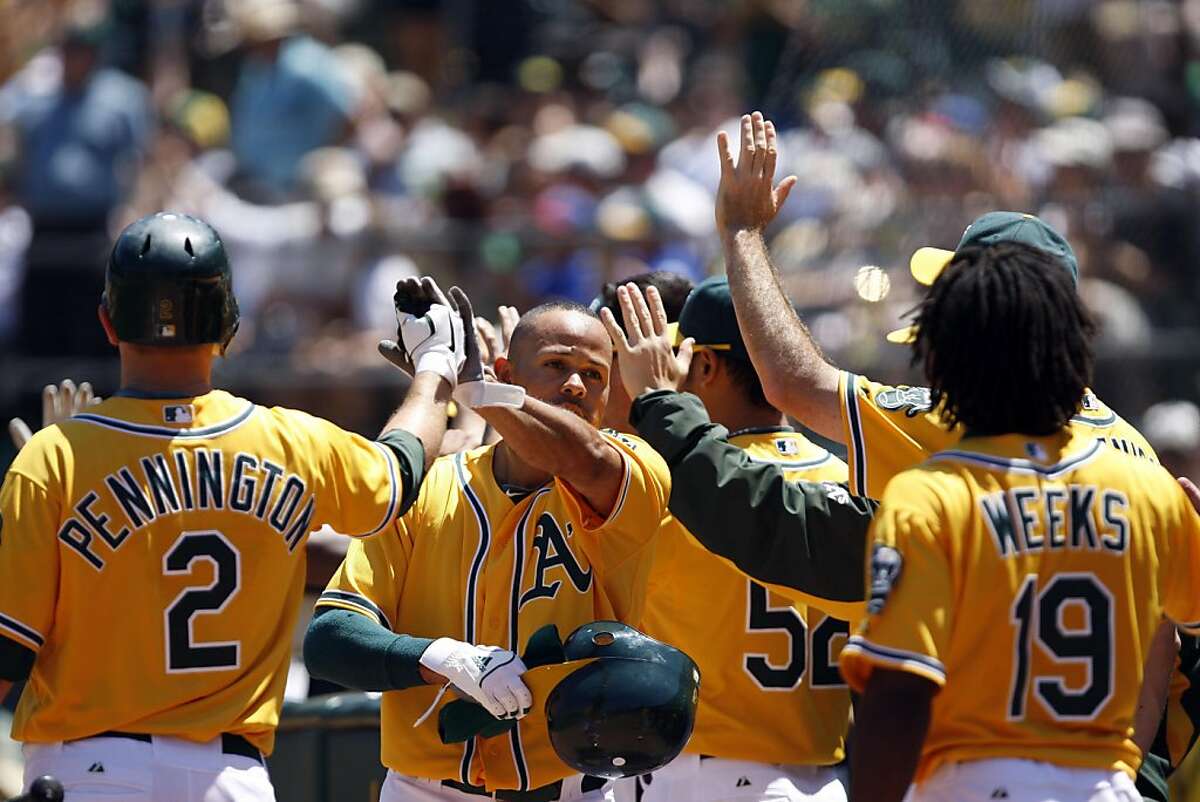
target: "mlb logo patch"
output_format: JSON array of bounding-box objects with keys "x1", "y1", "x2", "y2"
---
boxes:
[
  {"x1": 157, "y1": 324, "x2": 176, "y2": 338},
  {"x1": 164, "y1": 404, "x2": 195, "y2": 424},
  {"x1": 775, "y1": 438, "x2": 800, "y2": 456}
]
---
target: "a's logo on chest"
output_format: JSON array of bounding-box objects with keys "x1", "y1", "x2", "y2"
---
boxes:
[{"x1": 520, "y1": 512, "x2": 593, "y2": 607}]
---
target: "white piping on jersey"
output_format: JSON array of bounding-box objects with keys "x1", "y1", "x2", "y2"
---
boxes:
[
  {"x1": 745, "y1": 451, "x2": 835, "y2": 471},
  {"x1": 454, "y1": 451, "x2": 492, "y2": 786},
  {"x1": 928, "y1": 440, "x2": 1104, "y2": 478},
  {"x1": 842, "y1": 373, "x2": 868, "y2": 496},
  {"x1": 361, "y1": 442, "x2": 400, "y2": 536},
  {"x1": 316, "y1": 590, "x2": 392, "y2": 630},
  {"x1": 0, "y1": 611, "x2": 44, "y2": 649},
  {"x1": 71, "y1": 402, "x2": 257, "y2": 439},
  {"x1": 508, "y1": 487, "x2": 549, "y2": 791},
  {"x1": 842, "y1": 635, "x2": 947, "y2": 684},
  {"x1": 604, "y1": 450, "x2": 633, "y2": 526}
]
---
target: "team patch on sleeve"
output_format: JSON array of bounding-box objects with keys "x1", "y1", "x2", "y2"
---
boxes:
[
  {"x1": 603, "y1": 430, "x2": 639, "y2": 451},
  {"x1": 874, "y1": 386, "x2": 934, "y2": 418},
  {"x1": 867, "y1": 544, "x2": 903, "y2": 614}
]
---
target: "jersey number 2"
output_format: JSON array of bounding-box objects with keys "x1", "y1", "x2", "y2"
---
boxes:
[
  {"x1": 1009, "y1": 572, "x2": 1114, "y2": 720},
  {"x1": 745, "y1": 582, "x2": 848, "y2": 690},
  {"x1": 163, "y1": 531, "x2": 241, "y2": 673}
]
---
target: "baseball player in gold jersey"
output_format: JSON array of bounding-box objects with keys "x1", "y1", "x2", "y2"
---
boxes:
[
  {"x1": 714, "y1": 112, "x2": 1179, "y2": 774},
  {"x1": 0, "y1": 213, "x2": 469, "y2": 801},
  {"x1": 599, "y1": 277, "x2": 855, "y2": 802},
  {"x1": 841, "y1": 242, "x2": 1200, "y2": 802},
  {"x1": 304, "y1": 298, "x2": 672, "y2": 802}
]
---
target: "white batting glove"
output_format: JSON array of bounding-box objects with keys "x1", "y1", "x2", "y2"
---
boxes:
[
  {"x1": 399, "y1": 304, "x2": 466, "y2": 386},
  {"x1": 419, "y1": 638, "x2": 533, "y2": 720}
]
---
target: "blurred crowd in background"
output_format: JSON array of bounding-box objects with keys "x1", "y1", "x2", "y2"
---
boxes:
[
  {"x1": 4, "y1": 0, "x2": 1200, "y2": 457},
  {"x1": 7, "y1": 0, "x2": 1200, "y2": 794}
]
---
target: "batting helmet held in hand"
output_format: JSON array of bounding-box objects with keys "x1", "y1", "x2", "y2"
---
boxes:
[
  {"x1": 105, "y1": 212, "x2": 240, "y2": 352},
  {"x1": 546, "y1": 621, "x2": 700, "y2": 779}
]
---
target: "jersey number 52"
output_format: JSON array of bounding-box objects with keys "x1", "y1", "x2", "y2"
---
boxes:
[{"x1": 744, "y1": 582, "x2": 848, "y2": 690}]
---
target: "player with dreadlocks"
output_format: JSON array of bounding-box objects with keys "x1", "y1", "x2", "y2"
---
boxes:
[
  {"x1": 839, "y1": 241, "x2": 1200, "y2": 802},
  {"x1": 909, "y1": 242, "x2": 1096, "y2": 435}
]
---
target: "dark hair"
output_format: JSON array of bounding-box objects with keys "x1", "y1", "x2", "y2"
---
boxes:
[
  {"x1": 717, "y1": 353, "x2": 773, "y2": 410},
  {"x1": 594, "y1": 271, "x2": 694, "y2": 333},
  {"x1": 911, "y1": 242, "x2": 1095, "y2": 435},
  {"x1": 508, "y1": 300, "x2": 599, "y2": 361}
]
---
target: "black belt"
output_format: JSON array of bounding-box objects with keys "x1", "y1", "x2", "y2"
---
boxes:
[
  {"x1": 81, "y1": 731, "x2": 263, "y2": 765},
  {"x1": 442, "y1": 775, "x2": 607, "y2": 801}
]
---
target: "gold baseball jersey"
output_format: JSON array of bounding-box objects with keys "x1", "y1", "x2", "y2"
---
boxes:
[
  {"x1": 839, "y1": 431, "x2": 1200, "y2": 782},
  {"x1": 640, "y1": 427, "x2": 853, "y2": 765},
  {"x1": 838, "y1": 373, "x2": 1158, "y2": 498},
  {"x1": 315, "y1": 432, "x2": 670, "y2": 792},
  {"x1": 0, "y1": 390, "x2": 415, "y2": 754}
]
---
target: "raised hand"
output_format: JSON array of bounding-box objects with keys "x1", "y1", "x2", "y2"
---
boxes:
[
  {"x1": 715, "y1": 111, "x2": 798, "y2": 235},
  {"x1": 378, "y1": 276, "x2": 466, "y2": 386},
  {"x1": 599, "y1": 283, "x2": 694, "y2": 400},
  {"x1": 451, "y1": 289, "x2": 525, "y2": 409},
  {"x1": 9, "y1": 380, "x2": 102, "y2": 451},
  {"x1": 474, "y1": 305, "x2": 519, "y2": 375}
]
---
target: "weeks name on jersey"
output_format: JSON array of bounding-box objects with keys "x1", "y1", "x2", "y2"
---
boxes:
[
  {"x1": 981, "y1": 485, "x2": 1129, "y2": 558},
  {"x1": 58, "y1": 448, "x2": 315, "y2": 570}
]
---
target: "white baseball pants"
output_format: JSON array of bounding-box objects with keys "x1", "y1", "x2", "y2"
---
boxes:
[
  {"x1": 906, "y1": 759, "x2": 1140, "y2": 802},
  {"x1": 636, "y1": 755, "x2": 846, "y2": 802},
  {"x1": 22, "y1": 734, "x2": 274, "y2": 802},
  {"x1": 381, "y1": 771, "x2": 615, "y2": 802}
]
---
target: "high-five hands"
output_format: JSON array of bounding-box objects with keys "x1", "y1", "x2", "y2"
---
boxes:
[
  {"x1": 9, "y1": 380, "x2": 102, "y2": 451},
  {"x1": 599, "y1": 283, "x2": 694, "y2": 400},
  {"x1": 378, "y1": 276, "x2": 467, "y2": 386},
  {"x1": 715, "y1": 111, "x2": 797, "y2": 235},
  {"x1": 453, "y1": 295, "x2": 525, "y2": 409}
]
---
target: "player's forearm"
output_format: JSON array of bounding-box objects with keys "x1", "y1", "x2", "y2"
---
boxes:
[
  {"x1": 1134, "y1": 619, "x2": 1181, "y2": 753},
  {"x1": 631, "y1": 390, "x2": 871, "y2": 606},
  {"x1": 380, "y1": 372, "x2": 453, "y2": 472},
  {"x1": 722, "y1": 228, "x2": 842, "y2": 439},
  {"x1": 850, "y1": 670, "x2": 934, "y2": 802},
  {"x1": 479, "y1": 397, "x2": 624, "y2": 514},
  {"x1": 303, "y1": 608, "x2": 435, "y2": 691}
]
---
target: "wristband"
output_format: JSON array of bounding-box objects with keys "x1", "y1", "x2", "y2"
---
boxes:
[
  {"x1": 415, "y1": 350, "x2": 459, "y2": 387},
  {"x1": 453, "y1": 381, "x2": 526, "y2": 409}
]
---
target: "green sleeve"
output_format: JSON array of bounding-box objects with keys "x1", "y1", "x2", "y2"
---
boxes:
[
  {"x1": 0, "y1": 634, "x2": 35, "y2": 682},
  {"x1": 630, "y1": 390, "x2": 874, "y2": 606},
  {"x1": 1137, "y1": 633, "x2": 1200, "y2": 801},
  {"x1": 303, "y1": 608, "x2": 433, "y2": 691},
  {"x1": 376, "y1": 429, "x2": 426, "y2": 517}
]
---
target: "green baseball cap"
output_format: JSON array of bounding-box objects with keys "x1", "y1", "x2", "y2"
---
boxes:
[
  {"x1": 673, "y1": 276, "x2": 750, "y2": 360},
  {"x1": 890, "y1": 211, "x2": 1080, "y2": 344},
  {"x1": 909, "y1": 211, "x2": 1079, "y2": 285}
]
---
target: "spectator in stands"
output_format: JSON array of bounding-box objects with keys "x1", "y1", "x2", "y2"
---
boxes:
[
  {"x1": 2, "y1": 13, "x2": 150, "y2": 357},
  {"x1": 229, "y1": 1, "x2": 358, "y2": 200}
]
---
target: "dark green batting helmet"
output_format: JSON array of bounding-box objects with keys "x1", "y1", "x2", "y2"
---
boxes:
[
  {"x1": 546, "y1": 621, "x2": 700, "y2": 779},
  {"x1": 105, "y1": 212, "x2": 239, "y2": 352}
]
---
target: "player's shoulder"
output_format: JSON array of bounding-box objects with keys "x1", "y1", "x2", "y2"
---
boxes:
[
  {"x1": 4, "y1": 423, "x2": 72, "y2": 490},
  {"x1": 256, "y1": 400, "x2": 361, "y2": 447},
  {"x1": 877, "y1": 451, "x2": 991, "y2": 528},
  {"x1": 600, "y1": 429, "x2": 670, "y2": 484},
  {"x1": 600, "y1": 428, "x2": 649, "y2": 451},
  {"x1": 1070, "y1": 390, "x2": 1159, "y2": 463}
]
